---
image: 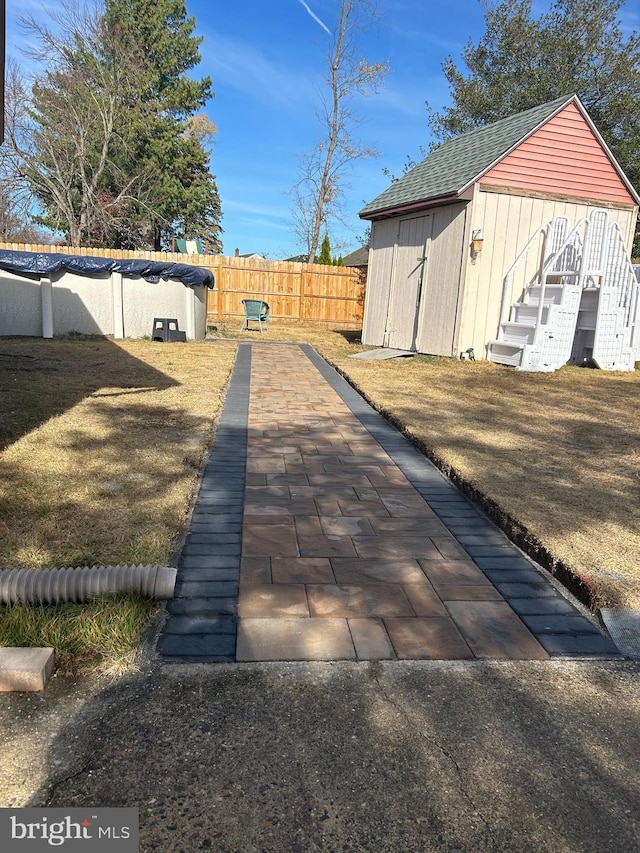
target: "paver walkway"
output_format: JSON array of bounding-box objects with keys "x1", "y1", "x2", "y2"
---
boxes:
[{"x1": 158, "y1": 343, "x2": 622, "y2": 662}]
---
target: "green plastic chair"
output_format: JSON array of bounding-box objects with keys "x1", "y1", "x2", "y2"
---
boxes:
[{"x1": 241, "y1": 299, "x2": 270, "y2": 333}]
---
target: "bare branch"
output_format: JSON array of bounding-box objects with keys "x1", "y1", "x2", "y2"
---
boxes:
[{"x1": 290, "y1": 0, "x2": 389, "y2": 261}]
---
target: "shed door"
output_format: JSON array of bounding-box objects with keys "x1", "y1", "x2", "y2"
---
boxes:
[{"x1": 384, "y1": 215, "x2": 432, "y2": 350}]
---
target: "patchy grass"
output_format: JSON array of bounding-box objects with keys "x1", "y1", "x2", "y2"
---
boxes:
[
  {"x1": 229, "y1": 320, "x2": 640, "y2": 610},
  {"x1": 0, "y1": 337, "x2": 237, "y2": 672},
  {"x1": 0, "y1": 595, "x2": 157, "y2": 675}
]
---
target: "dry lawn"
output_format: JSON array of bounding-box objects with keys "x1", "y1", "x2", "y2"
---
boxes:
[
  {"x1": 0, "y1": 337, "x2": 237, "y2": 671},
  {"x1": 230, "y1": 320, "x2": 640, "y2": 610}
]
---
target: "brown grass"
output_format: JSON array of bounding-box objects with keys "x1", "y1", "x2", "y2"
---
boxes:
[
  {"x1": 0, "y1": 337, "x2": 237, "y2": 568},
  {"x1": 230, "y1": 320, "x2": 640, "y2": 610},
  {"x1": 0, "y1": 337, "x2": 237, "y2": 671}
]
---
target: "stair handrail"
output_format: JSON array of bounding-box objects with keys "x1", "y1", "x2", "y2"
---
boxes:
[
  {"x1": 498, "y1": 222, "x2": 550, "y2": 328},
  {"x1": 607, "y1": 221, "x2": 639, "y2": 323},
  {"x1": 532, "y1": 218, "x2": 588, "y2": 346}
]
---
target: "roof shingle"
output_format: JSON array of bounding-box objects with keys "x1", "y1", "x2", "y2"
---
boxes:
[{"x1": 360, "y1": 94, "x2": 575, "y2": 218}]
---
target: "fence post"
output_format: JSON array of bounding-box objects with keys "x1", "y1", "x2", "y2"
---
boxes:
[
  {"x1": 184, "y1": 284, "x2": 196, "y2": 339},
  {"x1": 111, "y1": 272, "x2": 124, "y2": 339},
  {"x1": 41, "y1": 277, "x2": 53, "y2": 338},
  {"x1": 297, "y1": 266, "x2": 304, "y2": 322}
]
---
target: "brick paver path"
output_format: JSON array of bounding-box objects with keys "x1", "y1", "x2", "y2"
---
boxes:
[{"x1": 159, "y1": 343, "x2": 622, "y2": 662}]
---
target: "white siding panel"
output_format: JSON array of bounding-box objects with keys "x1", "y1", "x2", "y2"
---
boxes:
[
  {"x1": 52, "y1": 272, "x2": 113, "y2": 335},
  {"x1": 122, "y1": 277, "x2": 193, "y2": 338},
  {"x1": 362, "y1": 219, "x2": 398, "y2": 345},
  {"x1": 0, "y1": 272, "x2": 42, "y2": 336}
]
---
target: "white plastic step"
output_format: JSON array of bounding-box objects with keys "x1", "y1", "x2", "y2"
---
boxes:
[
  {"x1": 513, "y1": 303, "x2": 547, "y2": 324},
  {"x1": 500, "y1": 322, "x2": 536, "y2": 345},
  {"x1": 487, "y1": 341, "x2": 524, "y2": 367},
  {"x1": 526, "y1": 284, "x2": 564, "y2": 306}
]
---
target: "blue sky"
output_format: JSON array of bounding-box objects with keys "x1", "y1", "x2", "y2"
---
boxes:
[
  {"x1": 6, "y1": 0, "x2": 639, "y2": 258},
  {"x1": 192, "y1": 0, "x2": 487, "y2": 258}
]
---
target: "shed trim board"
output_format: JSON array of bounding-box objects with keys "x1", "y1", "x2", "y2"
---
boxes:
[
  {"x1": 478, "y1": 184, "x2": 638, "y2": 210},
  {"x1": 364, "y1": 190, "x2": 473, "y2": 222}
]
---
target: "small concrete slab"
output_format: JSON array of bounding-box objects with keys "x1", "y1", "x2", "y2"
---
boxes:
[
  {"x1": 0, "y1": 647, "x2": 54, "y2": 692},
  {"x1": 349, "y1": 348, "x2": 414, "y2": 360},
  {"x1": 600, "y1": 609, "x2": 640, "y2": 658}
]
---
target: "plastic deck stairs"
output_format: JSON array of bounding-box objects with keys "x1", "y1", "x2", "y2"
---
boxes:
[{"x1": 488, "y1": 208, "x2": 639, "y2": 372}]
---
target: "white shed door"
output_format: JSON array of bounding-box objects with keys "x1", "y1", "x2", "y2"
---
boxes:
[{"x1": 384, "y1": 215, "x2": 432, "y2": 350}]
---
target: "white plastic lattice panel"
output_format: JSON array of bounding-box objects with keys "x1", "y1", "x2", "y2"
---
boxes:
[
  {"x1": 540, "y1": 287, "x2": 582, "y2": 368},
  {"x1": 583, "y1": 209, "x2": 609, "y2": 274}
]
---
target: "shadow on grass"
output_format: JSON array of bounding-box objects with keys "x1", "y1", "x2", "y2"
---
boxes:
[
  {"x1": 0, "y1": 398, "x2": 216, "y2": 570},
  {"x1": 333, "y1": 328, "x2": 363, "y2": 344},
  {"x1": 0, "y1": 337, "x2": 178, "y2": 451}
]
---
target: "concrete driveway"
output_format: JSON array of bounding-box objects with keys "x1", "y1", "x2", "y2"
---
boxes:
[{"x1": 1, "y1": 658, "x2": 639, "y2": 852}]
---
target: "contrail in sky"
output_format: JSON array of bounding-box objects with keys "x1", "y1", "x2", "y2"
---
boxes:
[{"x1": 297, "y1": 0, "x2": 331, "y2": 34}]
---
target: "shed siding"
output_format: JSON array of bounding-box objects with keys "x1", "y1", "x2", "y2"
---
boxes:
[
  {"x1": 362, "y1": 218, "x2": 398, "y2": 345},
  {"x1": 458, "y1": 190, "x2": 637, "y2": 358},
  {"x1": 415, "y1": 203, "x2": 467, "y2": 356},
  {"x1": 480, "y1": 103, "x2": 634, "y2": 205}
]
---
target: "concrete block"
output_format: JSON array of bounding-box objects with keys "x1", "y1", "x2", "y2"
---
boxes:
[{"x1": 0, "y1": 647, "x2": 55, "y2": 692}]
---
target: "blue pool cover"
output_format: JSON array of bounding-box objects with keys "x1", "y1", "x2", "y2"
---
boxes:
[{"x1": 0, "y1": 249, "x2": 215, "y2": 288}]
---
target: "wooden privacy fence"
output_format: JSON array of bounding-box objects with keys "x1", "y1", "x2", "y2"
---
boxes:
[
  {"x1": 0, "y1": 243, "x2": 366, "y2": 328},
  {"x1": 206, "y1": 255, "x2": 365, "y2": 327}
]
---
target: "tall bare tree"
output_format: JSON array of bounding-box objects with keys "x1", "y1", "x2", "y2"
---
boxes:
[{"x1": 292, "y1": 0, "x2": 388, "y2": 263}]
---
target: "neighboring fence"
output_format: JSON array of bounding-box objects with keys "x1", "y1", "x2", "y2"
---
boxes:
[{"x1": 0, "y1": 243, "x2": 366, "y2": 328}]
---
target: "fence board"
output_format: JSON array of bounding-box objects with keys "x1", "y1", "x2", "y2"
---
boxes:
[{"x1": 0, "y1": 243, "x2": 365, "y2": 327}]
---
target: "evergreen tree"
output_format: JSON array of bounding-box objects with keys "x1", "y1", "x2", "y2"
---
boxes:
[
  {"x1": 104, "y1": 0, "x2": 223, "y2": 250},
  {"x1": 318, "y1": 234, "x2": 332, "y2": 265}
]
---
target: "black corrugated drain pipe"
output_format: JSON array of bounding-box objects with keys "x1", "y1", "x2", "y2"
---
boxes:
[{"x1": 0, "y1": 565, "x2": 177, "y2": 605}]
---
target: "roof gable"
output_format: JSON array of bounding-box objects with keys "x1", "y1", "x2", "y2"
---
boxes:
[
  {"x1": 359, "y1": 94, "x2": 636, "y2": 219},
  {"x1": 480, "y1": 102, "x2": 637, "y2": 206}
]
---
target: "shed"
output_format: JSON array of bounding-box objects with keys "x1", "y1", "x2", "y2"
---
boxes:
[{"x1": 359, "y1": 94, "x2": 640, "y2": 370}]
